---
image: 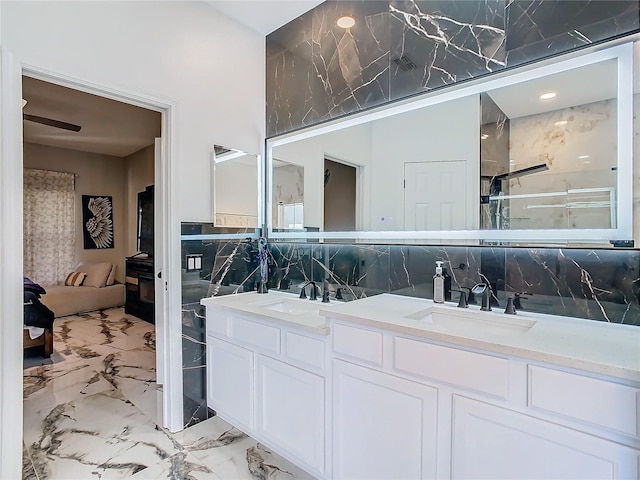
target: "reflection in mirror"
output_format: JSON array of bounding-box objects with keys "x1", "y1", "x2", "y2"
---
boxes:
[
  {"x1": 212, "y1": 145, "x2": 259, "y2": 228},
  {"x1": 272, "y1": 159, "x2": 304, "y2": 229},
  {"x1": 267, "y1": 43, "x2": 631, "y2": 244},
  {"x1": 481, "y1": 58, "x2": 617, "y2": 230}
]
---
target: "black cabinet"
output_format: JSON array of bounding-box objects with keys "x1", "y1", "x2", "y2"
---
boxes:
[{"x1": 125, "y1": 256, "x2": 154, "y2": 323}]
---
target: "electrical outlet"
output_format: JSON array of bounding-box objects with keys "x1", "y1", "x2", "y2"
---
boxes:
[{"x1": 186, "y1": 254, "x2": 203, "y2": 271}]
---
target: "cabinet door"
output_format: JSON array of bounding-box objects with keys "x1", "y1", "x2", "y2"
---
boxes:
[
  {"x1": 206, "y1": 336, "x2": 253, "y2": 430},
  {"x1": 333, "y1": 360, "x2": 438, "y2": 480},
  {"x1": 451, "y1": 396, "x2": 638, "y2": 480},
  {"x1": 256, "y1": 355, "x2": 325, "y2": 474}
]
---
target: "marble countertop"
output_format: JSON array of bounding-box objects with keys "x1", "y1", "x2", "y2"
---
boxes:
[
  {"x1": 319, "y1": 294, "x2": 640, "y2": 383},
  {"x1": 201, "y1": 291, "x2": 331, "y2": 335},
  {"x1": 201, "y1": 291, "x2": 640, "y2": 382}
]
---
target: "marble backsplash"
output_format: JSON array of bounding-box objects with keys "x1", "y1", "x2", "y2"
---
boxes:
[
  {"x1": 266, "y1": 0, "x2": 640, "y2": 137},
  {"x1": 180, "y1": 228, "x2": 640, "y2": 425}
]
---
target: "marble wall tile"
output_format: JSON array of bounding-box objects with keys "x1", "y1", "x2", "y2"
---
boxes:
[
  {"x1": 312, "y1": 244, "x2": 390, "y2": 297},
  {"x1": 181, "y1": 230, "x2": 640, "y2": 424},
  {"x1": 505, "y1": 247, "x2": 640, "y2": 324},
  {"x1": 480, "y1": 92, "x2": 510, "y2": 230},
  {"x1": 389, "y1": 245, "x2": 484, "y2": 301},
  {"x1": 507, "y1": 99, "x2": 617, "y2": 230},
  {"x1": 266, "y1": 12, "x2": 318, "y2": 137},
  {"x1": 269, "y1": 242, "x2": 314, "y2": 291},
  {"x1": 505, "y1": 1, "x2": 639, "y2": 67},
  {"x1": 389, "y1": 0, "x2": 506, "y2": 100},
  {"x1": 311, "y1": 1, "x2": 390, "y2": 120},
  {"x1": 266, "y1": 0, "x2": 638, "y2": 136}
]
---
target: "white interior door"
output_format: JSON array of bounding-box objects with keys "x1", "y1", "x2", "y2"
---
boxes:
[
  {"x1": 404, "y1": 161, "x2": 467, "y2": 230},
  {"x1": 154, "y1": 138, "x2": 165, "y2": 386}
]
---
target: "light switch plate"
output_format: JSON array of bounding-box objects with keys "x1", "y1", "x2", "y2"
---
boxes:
[{"x1": 186, "y1": 254, "x2": 203, "y2": 272}]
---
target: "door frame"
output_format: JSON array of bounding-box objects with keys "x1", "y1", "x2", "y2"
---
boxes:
[
  {"x1": 0, "y1": 52, "x2": 184, "y2": 476},
  {"x1": 323, "y1": 154, "x2": 363, "y2": 230}
]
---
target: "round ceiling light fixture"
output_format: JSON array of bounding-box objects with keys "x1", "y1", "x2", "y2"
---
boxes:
[
  {"x1": 554, "y1": 120, "x2": 568, "y2": 126},
  {"x1": 336, "y1": 15, "x2": 356, "y2": 29},
  {"x1": 539, "y1": 91, "x2": 557, "y2": 101}
]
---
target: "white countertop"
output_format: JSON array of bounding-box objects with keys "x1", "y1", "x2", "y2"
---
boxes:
[
  {"x1": 201, "y1": 291, "x2": 640, "y2": 382},
  {"x1": 319, "y1": 294, "x2": 640, "y2": 383},
  {"x1": 201, "y1": 291, "x2": 331, "y2": 335}
]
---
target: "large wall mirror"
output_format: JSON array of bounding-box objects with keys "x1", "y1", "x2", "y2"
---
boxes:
[
  {"x1": 212, "y1": 145, "x2": 260, "y2": 228},
  {"x1": 266, "y1": 43, "x2": 633, "y2": 245}
]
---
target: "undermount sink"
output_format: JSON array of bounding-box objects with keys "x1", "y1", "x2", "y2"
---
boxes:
[
  {"x1": 251, "y1": 297, "x2": 331, "y2": 316},
  {"x1": 404, "y1": 306, "x2": 537, "y2": 335}
]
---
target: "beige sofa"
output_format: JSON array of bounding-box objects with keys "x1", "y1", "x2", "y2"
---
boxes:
[{"x1": 40, "y1": 262, "x2": 125, "y2": 317}]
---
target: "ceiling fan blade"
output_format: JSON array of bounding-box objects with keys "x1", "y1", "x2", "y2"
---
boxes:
[{"x1": 23, "y1": 114, "x2": 82, "y2": 132}]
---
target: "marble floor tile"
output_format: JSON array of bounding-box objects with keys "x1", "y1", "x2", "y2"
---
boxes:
[
  {"x1": 213, "y1": 443, "x2": 316, "y2": 480},
  {"x1": 129, "y1": 451, "x2": 221, "y2": 480},
  {"x1": 23, "y1": 308, "x2": 316, "y2": 479},
  {"x1": 173, "y1": 416, "x2": 317, "y2": 479},
  {"x1": 171, "y1": 415, "x2": 257, "y2": 468},
  {"x1": 23, "y1": 443, "x2": 38, "y2": 480},
  {"x1": 23, "y1": 357, "x2": 115, "y2": 416},
  {"x1": 25, "y1": 390, "x2": 179, "y2": 480}
]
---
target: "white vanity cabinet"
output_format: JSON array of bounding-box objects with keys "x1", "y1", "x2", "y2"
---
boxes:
[
  {"x1": 204, "y1": 303, "x2": 327, "y2": 478},
  {"x1": 203, "y1": 293, "x2": 640, "y2": 480},
  {"x1": 333, "y1": 359, "x2": 438, "y2": 480},
  {"x1": 256, "y1": 355, "x2": 325, "y2": 471},
  {"x1": 451, "y1": 396, "x2": 638, "y2": 480},
  {"x1": 206, "y1": 336, "x2": 254, "y2": 431},
  {"x1": 328, "y1": 318, "x2": 640, "y2": 480}
]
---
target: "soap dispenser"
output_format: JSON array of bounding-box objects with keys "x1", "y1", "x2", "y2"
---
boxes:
[{"x1": 433, "y1": 261, "x2": 445, "y2": 304}]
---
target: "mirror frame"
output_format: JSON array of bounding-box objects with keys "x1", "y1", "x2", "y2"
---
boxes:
[{"x1": 266, "y1": 42, "x2": 633, "y2": 244}]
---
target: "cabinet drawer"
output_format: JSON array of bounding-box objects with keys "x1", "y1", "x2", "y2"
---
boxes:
[
  {"x1": 231, "y1": 316, "x2": 280, "y2": 354},
  {"x1": 332, "y1": 323, "x2": 383, "y2": 366},
  {"x1": 205, "y1": 307, "x2": 230, "y2": 337},
  {"x1": 394, "y1": 337, "x2": 509, "y2": 398},
  {"x1": 528, "y1": 365, "x2": 639, "y2": 437},
  {"x1": 285, "y1": 332, "x2": 325, "y2": 371}
]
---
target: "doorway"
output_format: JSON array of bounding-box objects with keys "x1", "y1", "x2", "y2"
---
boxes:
[
  {"x1": 0, "y1": 56, "x2": 183, "y2": 477},
  {"x1": 324, "y1": 158, "x2": 357, "y2": 231}
]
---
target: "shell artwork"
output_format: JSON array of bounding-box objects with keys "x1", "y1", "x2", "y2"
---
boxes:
[{"x1": 85, "y1": 196, "x2": 113, "y2": 248}]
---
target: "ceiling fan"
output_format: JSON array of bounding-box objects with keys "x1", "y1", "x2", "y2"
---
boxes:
[{"x1": 21, "y1": 99, "x2": 82, "y2": 132}]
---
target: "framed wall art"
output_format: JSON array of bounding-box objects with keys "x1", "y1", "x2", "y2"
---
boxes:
[{"x1": 82, "y1": 195, "x2": 114, "y2": 249}]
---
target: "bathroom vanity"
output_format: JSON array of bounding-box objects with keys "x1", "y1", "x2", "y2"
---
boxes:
[{"x1": 201, "y1": 292, "x2": 640, "y2": 480}]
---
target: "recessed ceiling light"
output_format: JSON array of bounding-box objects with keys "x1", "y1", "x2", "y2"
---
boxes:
[
  {"x1": 578, "y1": 155, "x2": 590, "y2": 159},
  {"x1": 539, "y1": 91, "x2": 557, "y2": 101},
  {"x1": 554, "y1": 120, "x2": 568, "y2": 126},
  {"x1": 480, "y1": 133, "x2": 489, "y2": 140},
  {"x1": 336, "y1": 15, "x2": 356, "y2": 29}
]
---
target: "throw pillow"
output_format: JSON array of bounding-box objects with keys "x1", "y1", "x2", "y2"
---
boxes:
[
  {"x1": 65, "y1": 271, "x2": 87, "y2": 287},
  {"x1": 74, "y1": 262, "x2": 113, "y2": 288}
]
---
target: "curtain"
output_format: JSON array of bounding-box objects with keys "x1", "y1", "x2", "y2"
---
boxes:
[{"x1": 23, "y1": 169, "x2": 76, "y2": 285}]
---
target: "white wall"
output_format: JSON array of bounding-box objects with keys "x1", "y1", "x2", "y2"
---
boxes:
[
  {"x1": 272, "y1": 122, "x2": 372, "y2": 229},
  {"x1": 24, "y1": 142, "x2": 128, "y2": 283},
  {"x1": 1, "y1": 0, "x2": 265, "y2": 222},
  {"x1": 370, "y1": 95, "x2": 479, "y2": 231}
]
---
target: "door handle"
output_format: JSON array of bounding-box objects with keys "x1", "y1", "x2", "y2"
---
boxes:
[{"x1": 157, "y1": 271, "x2": 162, "y2": 279}]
